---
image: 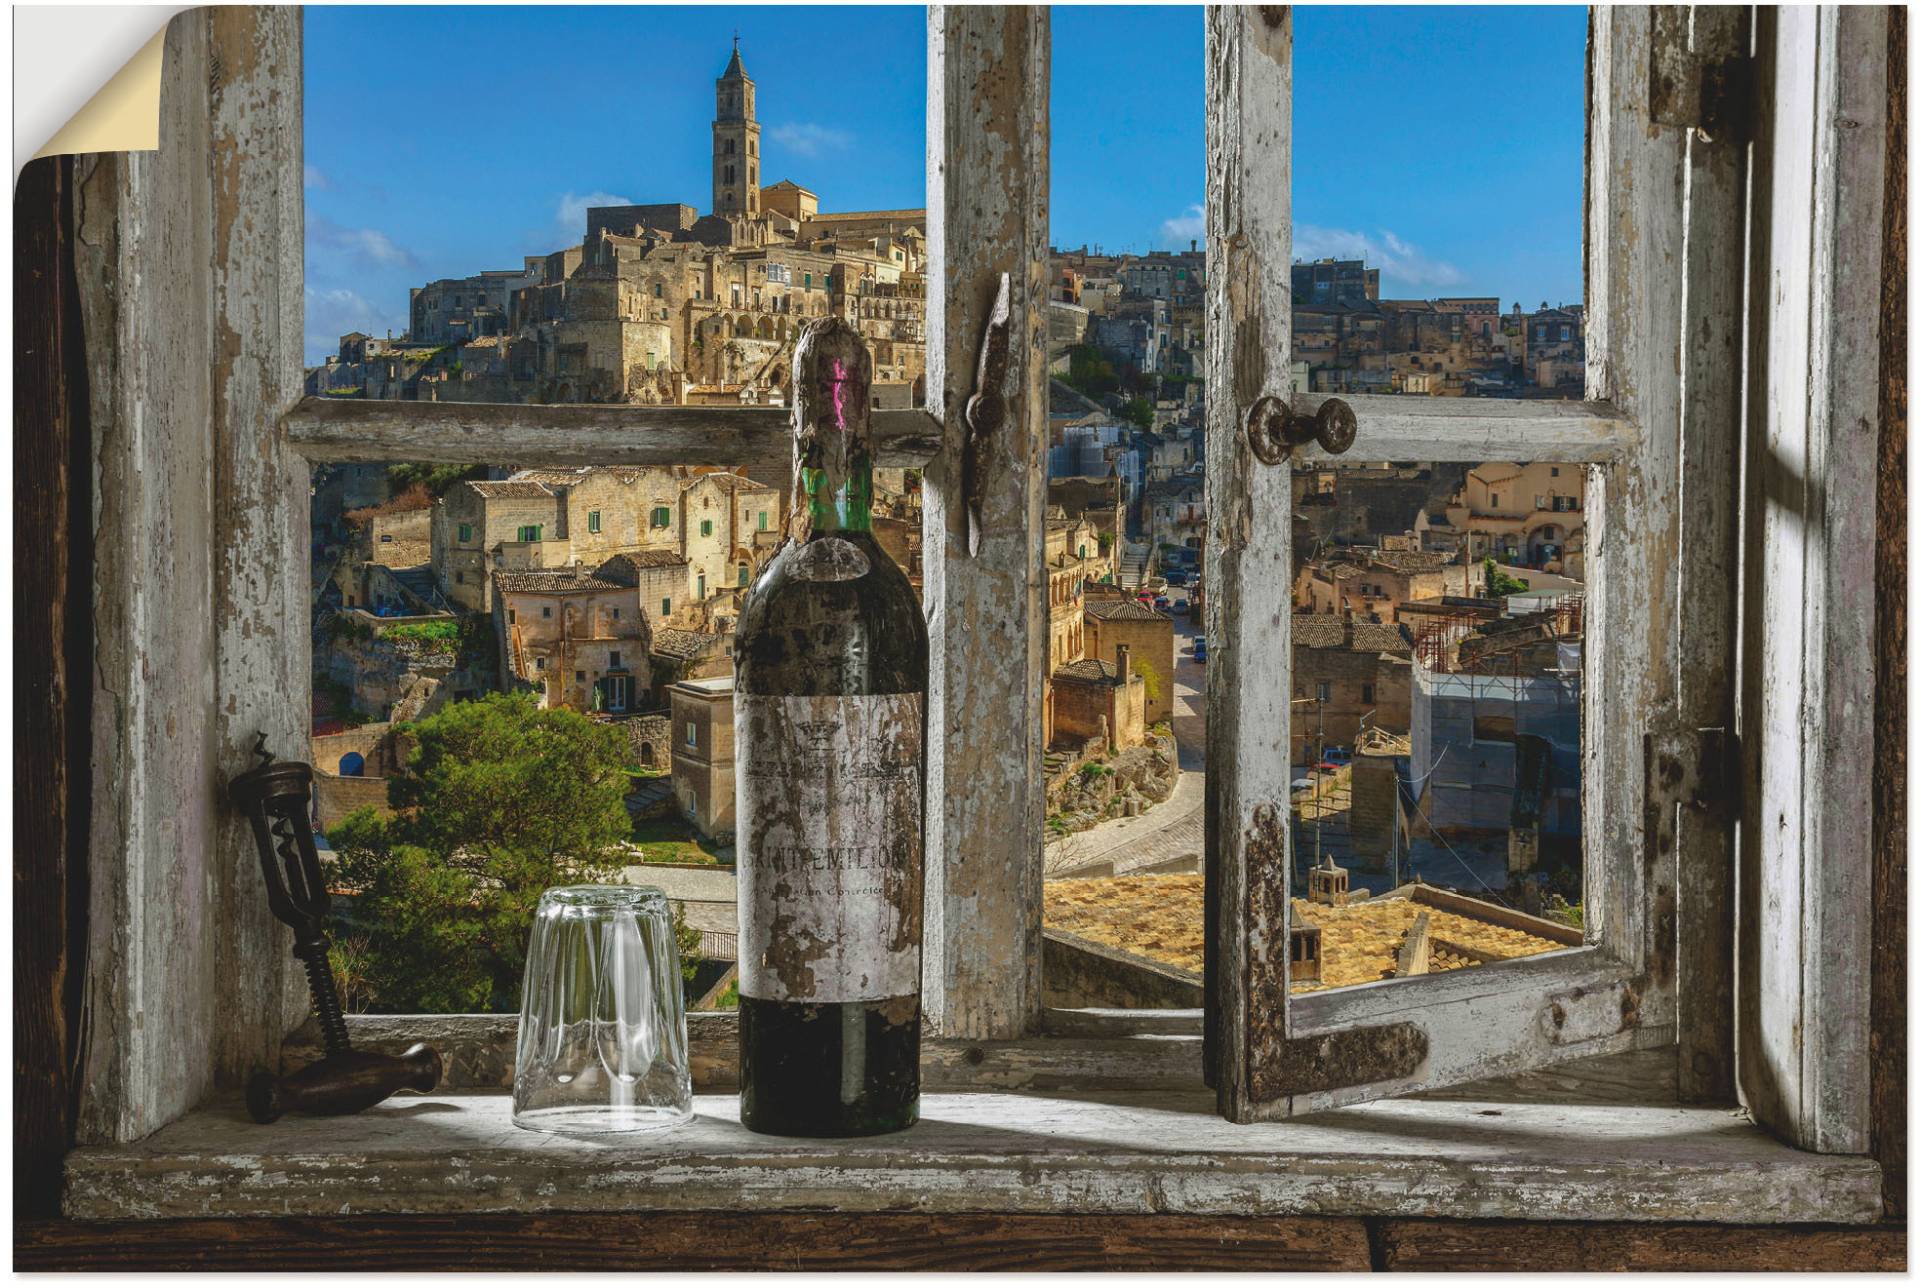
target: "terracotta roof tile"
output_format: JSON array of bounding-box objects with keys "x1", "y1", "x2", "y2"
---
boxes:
[
  {"x1": 493, "y1": 569, "x2": 623, "y2": 594},
  {"x1": 651, "y1": 628, "x2": 724, "y2": 660},
  {"x1": 468, "y1": 480, "x2": 555, "y2": 499},
  {"x1": 1084, "y1": 599, "x2": 1168, "y2": 622}
]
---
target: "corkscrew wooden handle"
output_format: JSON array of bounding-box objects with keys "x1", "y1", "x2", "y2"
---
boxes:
[{"x1": 247, "y1": 1044, "x2": 442, "y2": 1124}]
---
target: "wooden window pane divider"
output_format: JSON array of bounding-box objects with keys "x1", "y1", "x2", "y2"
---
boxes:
[{"x1": 281, "y1": 395, "x2": 944, "y2": 469}]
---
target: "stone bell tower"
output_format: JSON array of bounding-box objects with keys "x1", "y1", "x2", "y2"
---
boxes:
[{"x1": 712, "y1": 39, "x2": 760, "y2": 218}]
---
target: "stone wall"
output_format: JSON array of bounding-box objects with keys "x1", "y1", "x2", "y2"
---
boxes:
[
  {"x1": 1041, "y1": 929, "x2": 1203, "y2": 1008},
  {"x1": 1085, "y1": 614, "x2": 1176, "y2": 723},
  {"x1": 1349, "y1": 751, "x2": 1400, "y2": 869},
  {"x1": 312, "y1": 772, "x2": 391, "y2": 832},
  {"x1": 622, "y1": 713, "x2": 673, "y2": 772},
  {"x1": 1045, "y1": 732, "x2": 1177, "y2": 836}
]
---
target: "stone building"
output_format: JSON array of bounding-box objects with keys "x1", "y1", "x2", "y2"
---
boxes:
[
  {"x1": 1295, "y1": 549, "x2": 1487, "y2": 624},
  {"x1": 1044, "y1": 514, "x2": 1108, "y2": 673},
  {"x1": 670, "y1": 676, "x2": 736, "y2": 841},
  {"x1": 1292, "y1": 257, "x2": 1380, "y2": 306},
  {"x1": 1438, "y1": 462, "x2": 1587, "y2": 576},
  {"x1": 596, "y1": 549, "x2": 693, "y2": 628},
  {"x1": 678, "y1": 471, "x2": 781, "y2": 603},
  {"x1": 1047, "y1": 475, "x2": 1125, "y2": 575},
  {"x1": 1049, "y1": 648, "x2": 1148, "y2": 755},
  {"x1": 1083, "y1": 597, "x2": 1176, "y2": 724},
  {"x1": 492, "y1": 566, "x2": 652, "y2": 714},
  {"x1": 434, "y1": 479, "x2": 570, "y2": 612},
  {"x1": 649, "y1": 628, "x2": 732, "y2": 707},
  {"x1": 432, "y1": 465, "x2": 776, "y2": 616},
  {"x1": 410, "y1": 263, "x2": 543, "y2": 345},
  {"x1": 1522, "y1": 304, "x2": 1586, "y2": 393},
  {"x1": 1291, "y1": 615, "x2": 1415, "y2": 764}
]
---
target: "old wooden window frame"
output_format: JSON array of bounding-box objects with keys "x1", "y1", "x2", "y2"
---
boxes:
[
  {"x1": 1199, "y1": 3, "x2": 1883, "y2": 1146},
  {"x1": 69, "y1": 6, "x2": 1884, "y2": 1215}
]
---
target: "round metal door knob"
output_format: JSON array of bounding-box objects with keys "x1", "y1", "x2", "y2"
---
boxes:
[{"x1": 1243, "y1": 395, "x2": 1358, "y2": 463}]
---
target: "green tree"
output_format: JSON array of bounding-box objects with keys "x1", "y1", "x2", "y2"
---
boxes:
[
  {"x1": 1482, "y1": 556, "x2": 1531, "y2": 598},
  {"x1": 328, "y1": 692, "x2": 635, "y2": 1013},
  {"x1": 386, "y1": 461, "x2": 489, "y2": 499},
  {"x1": 1121, "y1": 396, "x2": 1155, "y2": 432},
  {"x1": 1064, "y1": 344, "x2": 1121, "y2": 399}
]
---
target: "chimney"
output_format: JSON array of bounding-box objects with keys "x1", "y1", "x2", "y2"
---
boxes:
[
  {"x1": 1189, "y1": 238, "x2": 1197, "y2": 253},
  {"x1": 1115, "y1": 643, "x2": 1132, "y2": 686}
]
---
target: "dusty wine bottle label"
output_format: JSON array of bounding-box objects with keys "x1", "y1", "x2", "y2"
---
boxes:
[{"x1": 736, "y1": 692, "x2": 924, "y2": 1004}]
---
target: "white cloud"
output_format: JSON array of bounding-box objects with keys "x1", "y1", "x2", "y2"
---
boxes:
[
  {"x1": 303, "y1": 286, "x2": 406, "y2": 366},
  {"x1": 768, "y1": 122, "x2": 852, "y2": 158},
  {"x1": 303, "y1": 163, "x2": 330, "y2": 191},
  {"x1": 551, "y1": 189, "x2": 633, "y2": 243},
  {"x1": 1158, "y1": 203, "x2": 1205, "y2": 248},
  {"x1": 307, "y1": 215, "x2": 419, "y2": 271},
  {"x1": 1292, "y1": 225, "x2": 1466, "y2": 291}
]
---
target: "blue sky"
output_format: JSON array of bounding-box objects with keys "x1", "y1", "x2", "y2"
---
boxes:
[{"x1": 303, "y1": 4, "x2": 1586, "y2": 365}]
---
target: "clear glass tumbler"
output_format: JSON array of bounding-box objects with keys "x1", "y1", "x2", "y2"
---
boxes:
[{"x1": 513, "y1": 885, "x2": 692, "y2": 1134}]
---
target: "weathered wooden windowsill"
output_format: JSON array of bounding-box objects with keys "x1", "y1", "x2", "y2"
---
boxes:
[{"x1": 62, "y1": 1090, "x2": 1881, "y2": 1225}]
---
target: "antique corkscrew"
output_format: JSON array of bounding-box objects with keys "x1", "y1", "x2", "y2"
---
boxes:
[{"x1": 229, "y1": 734, "x2": 441, "y2": 1123}]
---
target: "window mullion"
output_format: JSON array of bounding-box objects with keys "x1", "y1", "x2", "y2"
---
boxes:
[{"x1": 920, "y1": 4, "x2": 1052, "y2": 1042}]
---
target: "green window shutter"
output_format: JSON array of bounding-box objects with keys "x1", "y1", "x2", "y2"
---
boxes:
[
  {"x1": 457, "y1": 523, "x2": 472, "y2": 542},
  {"x1": 738, "y1": 564, "x2": 749, "y2": 585},
  {"x1": 662, "y1": 598, "x2": 671, "y2": 618},
  {"x1": 758, "y1": 511, "x2": 768, "y2": 531},
  {"x1": 701, "y1": 519, "x2": 713, "y2": 537},
  {"x1": 697, "y1": 574, "x2": 706, "y2": 598},
  {"x1": 588, "y1": 510, "x2": 601, "y2": 533}
]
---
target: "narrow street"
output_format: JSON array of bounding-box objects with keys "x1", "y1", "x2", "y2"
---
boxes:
[{"x1": 1044, "y1": 609, "x2": 1208, "y2": 879}]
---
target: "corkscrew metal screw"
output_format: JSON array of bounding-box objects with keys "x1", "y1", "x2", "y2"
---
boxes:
[{"x1": 229, "y1": 734, "x2": 440, "y2": 1123}]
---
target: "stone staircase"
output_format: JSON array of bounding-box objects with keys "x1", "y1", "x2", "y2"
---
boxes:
[
  {"x1": 1119, "y1": 543, "x2": 1151, "y2": 590},
  {"x1": 390, "y1": 564, "x2": 452, "y2": 613}
]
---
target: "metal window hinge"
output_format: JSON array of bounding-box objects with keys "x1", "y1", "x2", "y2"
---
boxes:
[
  {"x1": 1650, "y1": 7, "x2": 1754, "y2": 144},
  {"x1": 1646, "y1": 724, "x2": 1742, "y2": 823}
]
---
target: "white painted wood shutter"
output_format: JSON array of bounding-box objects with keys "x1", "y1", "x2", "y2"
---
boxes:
[{"x1": 1734, "y1": 4, "x2": 1886, "y2": 1155}]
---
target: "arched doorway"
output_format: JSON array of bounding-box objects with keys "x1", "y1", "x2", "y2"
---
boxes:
[
  {"x1": 338, "y1": 751, "x2": 365, "y2": 777},
  {"x1": 638, "y1": 742, "x2": 655, "y2": 769}
]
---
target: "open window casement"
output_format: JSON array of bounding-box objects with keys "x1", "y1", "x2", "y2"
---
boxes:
[
  {"x1": 1202, "y1": 3, "x2": 1692, "y2": 1122},
  {"x1": 1204, "y1": 2, "x2": 1884, "y2": 1143}
]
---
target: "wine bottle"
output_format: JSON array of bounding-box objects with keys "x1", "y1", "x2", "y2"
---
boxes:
[{"x1": 733, "y1": 316, "x2": 930, "y2": 1137}]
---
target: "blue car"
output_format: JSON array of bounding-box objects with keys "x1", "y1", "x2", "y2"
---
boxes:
[{"x1": 1192, "y1": 636, "x2": 1208, "y2": 663}]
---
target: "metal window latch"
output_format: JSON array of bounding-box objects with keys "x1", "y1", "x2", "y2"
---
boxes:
[
  {"x1": 1244, "y1": 395, "x2": 1357, "y2": 466},
  {"x1": 962, "y1": 272, "x2": 1012, "y2": 558}
]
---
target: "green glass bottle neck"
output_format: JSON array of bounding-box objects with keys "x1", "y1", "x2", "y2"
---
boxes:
[{"x1": 801, "y1": 461, "x2": 873, "y2": 535}]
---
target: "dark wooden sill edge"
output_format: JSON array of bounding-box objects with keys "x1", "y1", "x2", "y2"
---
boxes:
[{"x1": 14, "y1": 1213, "x2": 1906, "y2": 1272}]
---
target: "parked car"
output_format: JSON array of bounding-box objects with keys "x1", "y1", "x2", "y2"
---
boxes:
[
  {"x1": 1164, "y1": 571, "x2": 1189, "y2": 587},
  {"x1": 1322, "y1": 746, "x2": 1352, "y2": 766},
  {"x1": 1172, "y1": 598, "x2": 1191, "y2": 615},
  {"x1": 1154, "y1": 596, "x2": 1171, "y2": 611},
  {"x1": 1192, "y1": 636, "x2": 1208, "y2": 662}
]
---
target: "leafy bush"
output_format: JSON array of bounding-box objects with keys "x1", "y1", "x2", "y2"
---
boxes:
[
  {"x1": 1483, "y1": 556, "x2": 1531, "y2": 598},
  {"x1": 327, "y1": 693, "x2": 633, "y2": 1013},
  {"x1": 382, "y1": 620, "x2": 461, "y2": 653}
]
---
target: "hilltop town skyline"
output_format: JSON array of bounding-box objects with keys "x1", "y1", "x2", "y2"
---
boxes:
[{"x1": 304, "y1": 5, "x2": 1585, "y2": 364}]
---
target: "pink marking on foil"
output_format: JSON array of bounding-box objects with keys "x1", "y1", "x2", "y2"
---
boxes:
[{"x1": 830, "y1": 358, "x2": 848, "y2": 432}]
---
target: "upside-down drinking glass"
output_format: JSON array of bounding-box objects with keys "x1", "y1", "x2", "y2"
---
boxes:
[{"x1": 513, "y1": 885, "x2": 692, "y2": 1134}]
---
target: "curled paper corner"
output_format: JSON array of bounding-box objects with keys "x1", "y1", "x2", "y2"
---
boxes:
[{"x1": 28, "y1": 17, "x2": 172, "y2": 165}]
